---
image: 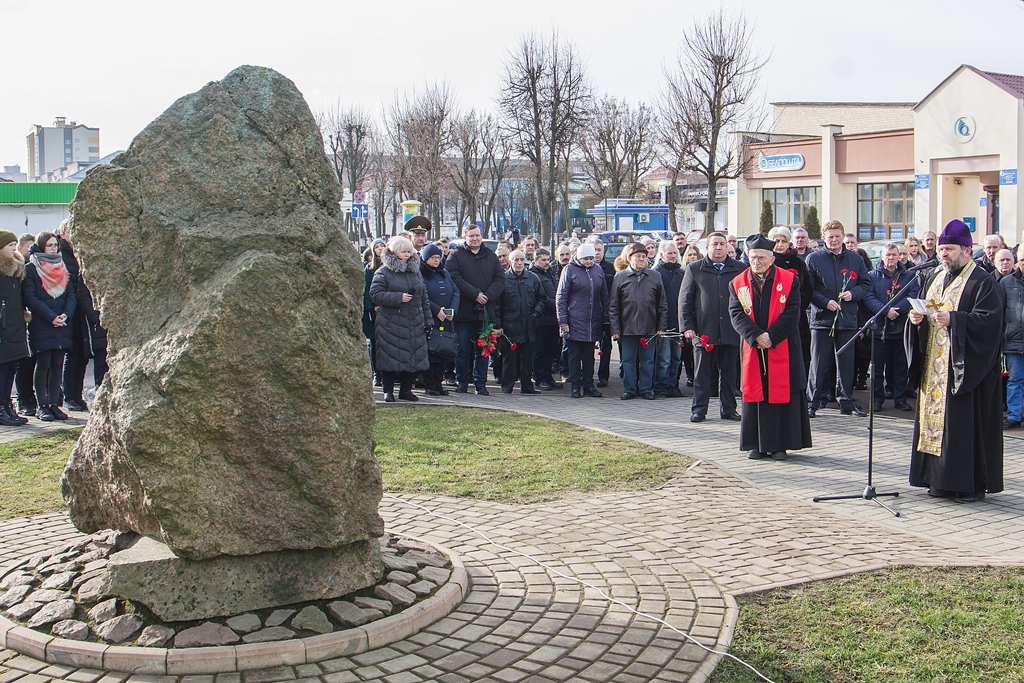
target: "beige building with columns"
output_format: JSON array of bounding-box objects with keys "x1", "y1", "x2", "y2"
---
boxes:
[{"x1": 728, "y1": 65, "x2": 1023, "y2": 246}]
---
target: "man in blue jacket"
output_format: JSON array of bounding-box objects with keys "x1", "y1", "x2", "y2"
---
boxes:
[
  {"x1": 863, "y1": 242, "x2": 919, "y2": 412},
  {"x1": 805, "y1": 220, "x2": 871, "y2": 417}
]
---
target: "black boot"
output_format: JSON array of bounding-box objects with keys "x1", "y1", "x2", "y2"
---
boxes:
[
  {"x1": 5, "y1": 402, "x2": 28, "y2": 425},
  {"x1": 49, "y1": 404, "x2": 69, "y2": 421},
  {"x1": 37, "y1": 405, "x2": 55, "y2": 422}
]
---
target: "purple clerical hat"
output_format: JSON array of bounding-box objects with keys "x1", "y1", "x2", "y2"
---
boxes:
[{"x1": 938, "y1": 219, "x2": 973, "y2": 248}]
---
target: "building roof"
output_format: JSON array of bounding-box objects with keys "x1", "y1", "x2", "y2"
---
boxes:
[
  {"x1": 915, "y1": 64, "x2": 1024, "y2": 110},
  {"x1": 771, "y1": 102, "x2": 915, "y2": 107},
  {"x1": 0, "y1": 183, "x2": 78, "y2": 204}
]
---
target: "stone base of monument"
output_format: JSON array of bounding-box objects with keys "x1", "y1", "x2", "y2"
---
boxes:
[
  {"x1": 0, "y1": 532, "x2": 467, "y2": 675},
  {"x1": 95, "y1": 536, "x2": 383, "y2": 621}
]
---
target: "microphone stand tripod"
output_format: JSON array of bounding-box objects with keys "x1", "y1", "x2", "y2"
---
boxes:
[{"x1": 811, "y1": 275, "x2": 921, "y2": 517}]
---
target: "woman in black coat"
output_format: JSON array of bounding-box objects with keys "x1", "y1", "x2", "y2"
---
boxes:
[
  {"x1": 420, "y1": 243, "x2": 460, "y2": 396},
  {"x1": 0, "y1": 231, "x2": 30, "y2": 426},
  {"x1": 369, "y1": 236, "x2": 431, "y2": 402},
  {"x1": 363, "y1": 239, "x2": 386, "y2": 387},
  {"x1": 22, "y1": 231, "x2": 76, "y2": 422}
]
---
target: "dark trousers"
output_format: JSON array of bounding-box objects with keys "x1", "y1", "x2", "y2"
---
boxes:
[
  {"x1": 533, "y1": 326, "x2": 560, "y2": 385},
  {"x1": 381, "y1": 371, "x2": 414, "y2": 395},
  {"x1": 692, "y1": 344, "x2": 739, "y2": 417},
  {"x1": 558, "y1": 339, "x2": 569, "y2": 377},
  {"x1": 808, "y1": 329, "x2": 857, "y2": 409},
  {"x1": 93, "y1": 347, "x2": 109, "y2": 388},
  {"x1": 35, "y1": 350, "x2": 66, "y2": 406},
  {"x1": 597, "y1": 324, "x2": 612, "y2": 382},
  {"x1": 0, "y1": 360, "x2": 18, "y2": 405},
  {"x1": 872, "y1": 335, "x2": 909, "y2": 405},
  {"x1": 16, "y1": 356, "x2": 35, "y2": 410},
  {"x1": 566, "y1": 339, "x2": 596, "y2": 391},
  {"x1": 64, "y1": 334, "x2": 90, "y2": 403},
  {"x1": 680, "y1": 339, "x2": 695, "y2": 383},
  {"x1": 501, "y1": 341, "x2": 534, "y2": 392},
  {"x1": 424, "y1": 361, "x2": 445, "y2": 392},
  {"x1": 454, "y1": 320, "x2": 488, "y2": 388}
]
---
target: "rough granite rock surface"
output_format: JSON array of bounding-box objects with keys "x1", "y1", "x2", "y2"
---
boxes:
[
  {"x1": 60, "y1": 64, "x2": 382, "y2": 561},
  {"x1": 52, "y1": 619, "x2": 90, "y2": 641}
]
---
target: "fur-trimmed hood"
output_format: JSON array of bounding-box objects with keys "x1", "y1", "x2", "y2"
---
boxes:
[
  {"x1": 0, "y1": 250, "x2": 25, "y2": 280},
  {"x1": 382, "y1": 250, "x2": 420, "y2": 273}
]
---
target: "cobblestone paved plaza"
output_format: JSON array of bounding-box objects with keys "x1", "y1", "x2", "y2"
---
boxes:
[{"x1": 3, "y1": 378, "x2": 1023, "y2": 683}]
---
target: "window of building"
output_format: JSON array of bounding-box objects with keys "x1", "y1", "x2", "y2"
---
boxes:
[
  {"x1": 761, "y1": 187, "x2": 821, "y2": 228},
  {"x1": 857, "y1": 183, "x2": 914, "y2": 241}
]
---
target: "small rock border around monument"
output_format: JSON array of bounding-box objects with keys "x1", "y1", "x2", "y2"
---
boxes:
[{"x1": 0, "y1": 531, "x2": 467, "y2": 675}]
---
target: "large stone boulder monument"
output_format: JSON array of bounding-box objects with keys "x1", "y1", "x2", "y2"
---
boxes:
[{"x1": 60, "y1": 65, "x2": 383, "y2": 619}]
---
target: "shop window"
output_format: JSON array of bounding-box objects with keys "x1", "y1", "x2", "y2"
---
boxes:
[
  {"x1": 761, "y1": 187, "x2": 821, "y2": 228},
  {"x1": 857, "y1": 183, "x2": 914, "y2": 241}
]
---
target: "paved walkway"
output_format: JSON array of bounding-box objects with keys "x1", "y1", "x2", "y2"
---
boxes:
[{"x1": 3, "y1": 372, "x2": 1023, "y2": 683}]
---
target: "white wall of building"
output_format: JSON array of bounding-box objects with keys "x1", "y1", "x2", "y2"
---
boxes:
[{"x1": 0, "y1": 204, "x2": 70, "y2": 233}]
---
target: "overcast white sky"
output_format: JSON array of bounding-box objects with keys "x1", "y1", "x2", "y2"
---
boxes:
[{"x1": 2, "y1": 0, "x2": 1022, "y2": 170}]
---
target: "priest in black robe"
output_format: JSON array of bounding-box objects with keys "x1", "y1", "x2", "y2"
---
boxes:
[
  {"x1": 907, "y1": 219, "x2": 1004, "y2": 502},
  {"x1": 729, "y1": 234, "x2": 813, "y2": 461}
]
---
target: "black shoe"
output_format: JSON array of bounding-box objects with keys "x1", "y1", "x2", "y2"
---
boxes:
[
  {"x1": 808, "y1": 406, "x2": 817, "y2": 418},
  {"x1": 426, "y1": 389, "x2": 441, "y2": 396},
  {"x1": 65, "y1": 399, "x2": 88, "y2": 412},
  {"x1": 721, "y1": 413, "x2": 741, "y2": 421},
  {"x1": 654, "y1": 393, "x2": 667, "y2": 399},
  {"x1": 383, "y1": 392, "x2": 396, "y2": 403},
  {"x1": 597, "y1": 380, "x2": 608, "y2": 388},
  {"x1": 373, "y1": 375, "x2": 382, "y2": 387},
  {"x1": 841, "y1": 405, "x2": 867, "y2": 417},
  {"x1": 954, "y1": 492, "x2": 986, "y2": 503},
  {"x1": 885, "y1": 391, "x2": 894, "y2": 399},
  {"x1": 501, "y1": 388, "x2": 514, "y2": 394},
  {"x1": 873, "y1": 402, "x2": 884, "y2": 412},
  {"x1": 771, "y1": 451, "x2": 788, "y2": 461},
  {"x1": 621, "y1": 392, "x2": 637, "y2": 400},
  {"x1": 709, "y1": 389, "x2": 719, "y2": 398},
  {"x1": 747, "y1": 450, "x2": 768, "y2": 460},
  {"x1": 690, "y1": 413, "x2": 705, "y2": 423},
  {"x1": 537, "y1": 382, "x2": 554, "y2": 390},
  {"x1": 521, "y1": 388, "x2": 541, "y2": 395},
  {"x1": 19, "y1": 405, "x2": 35, "y2": 417},
  {"x1": 0, "y1": 412, "x2": 23, "y2": 427},
  {"x1": 455, "y1": 385, "x2": 468, "y2": 393},
  {"x1": 685, "y1": 378, "x2": 694, "y2": 387},
  {"x1": 4, "y1": 403, "x2": 28, "y2": 425},
  {"x1": 666, "y1": 387, "x2": 683, "y2": 398},
  {"x1": 438, "y1": 388, "x2": 449, "y2": 396},
  {"x1": 583, "y1": 387, "x2": 602, "y2": 398},
  {"x1": 571, "y1": 389, "x2": 583, "y2": 399},
  {"x1": 1004, "y1": 419, "x2": 1021, "y2": 430},
  {"x1": 476, "y1": 386, "x2": 489, "y2": 396},
  {"x1": 894, "y1": 402, "x2": 912, "y2": 411},
  {"x1": 37, "y1": 406, "x2": 55, "y2": 421},
  {"x1": 49, "y1": 405, "x2": 69, "y2": 420},
  {"x1": 641, "y1": 392, "x2": 656, "y2": 400},
  {"x1": 551, "y1": 381, "x2": 563, "y2": 389}
]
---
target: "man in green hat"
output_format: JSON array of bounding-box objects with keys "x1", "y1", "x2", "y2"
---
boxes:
[{"x1": 405, "y1": 216, "x2": 431, "y2": 259}]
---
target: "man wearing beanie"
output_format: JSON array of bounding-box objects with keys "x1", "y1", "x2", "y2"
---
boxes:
[{"x1": 907, "y1": 219, "x2": 1004, "y2": 503}]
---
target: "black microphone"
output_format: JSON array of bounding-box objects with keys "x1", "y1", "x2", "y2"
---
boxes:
[{"x1": 907, "y1": 258, "x2": 938, "y2": 272}]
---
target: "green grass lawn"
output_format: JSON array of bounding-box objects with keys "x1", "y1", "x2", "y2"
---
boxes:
[
  {"x1": 0, "y1": 406, "x2": 692, "y2": 519},
  {"x1": 0, "y1": 429, "x2": 82, "y2": 520},
  {"x1": 711, "y1": 566, "x2": 1024, "y2": 683}
]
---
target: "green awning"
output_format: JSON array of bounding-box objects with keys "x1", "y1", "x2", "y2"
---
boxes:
[{"x1": 0, "y1": 183, "x2": 78, "y2": 205}]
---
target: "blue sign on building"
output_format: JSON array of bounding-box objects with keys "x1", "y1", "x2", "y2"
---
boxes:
[
  {"x1": 914, "y1": 174, "x2": 930, "y2": 190},
  {"x1": 1000, "y1": 169, "x2": 1018, "y2": 186},
  {"x1": 980, "y1": 197, "x2": 987, "y2": 207},
  {"x1": 351, "y1": 203, "x2": 369, "y2": 218},
  {"x1": 757, "y1": 152, "x2": 804, "y2": 173},
  {"x1": 963, "y1": 217, "x2": 976, "y2": 232}
]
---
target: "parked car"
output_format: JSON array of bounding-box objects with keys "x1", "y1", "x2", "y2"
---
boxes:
[
  {"x1": 592, "y1": 230, "x2": 674, "y2": 244},
  {"x1": 856, "y1": 240, "x2": 890, "y2": 268}
]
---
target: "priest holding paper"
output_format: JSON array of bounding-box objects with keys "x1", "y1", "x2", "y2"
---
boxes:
[{"x1": 906, "y1": 219, "x2": 1004, "y2": 502}]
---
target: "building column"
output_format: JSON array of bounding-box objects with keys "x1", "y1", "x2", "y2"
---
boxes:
[
  {"x1": 1001, "y1": 175, "x2": 1020, "y2": 245},
  {"x1": 820, "y1": 124, "x2": 843, "y2": 225},
  {"x1": 727, "y1": 132, "x2": 744, "y2": 236}
]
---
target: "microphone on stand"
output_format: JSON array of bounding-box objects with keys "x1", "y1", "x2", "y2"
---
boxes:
[{"x1": 907, "y1": 257, "x2": 938, "y2": 273}]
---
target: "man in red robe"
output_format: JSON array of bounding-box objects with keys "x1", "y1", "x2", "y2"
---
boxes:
[{"x1": 729, "y1": 234, "x2": 813, "y2": 461}]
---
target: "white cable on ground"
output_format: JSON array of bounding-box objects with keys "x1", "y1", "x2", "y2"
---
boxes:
[{"x1": 384, "y1": 492, "x2": 777, "y2": 683}]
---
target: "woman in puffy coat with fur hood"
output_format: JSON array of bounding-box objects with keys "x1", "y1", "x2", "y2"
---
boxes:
[
  {"x1": 0, "y1": 230, "x2": 30, "y2": 426},
  {"x1": 369, "y1": 236, "x2": 431, "y2": 402}
]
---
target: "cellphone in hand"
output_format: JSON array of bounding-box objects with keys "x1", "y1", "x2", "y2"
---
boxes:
[{"x1": 442, "y1": 308, "x2": 454, "y2": 317}]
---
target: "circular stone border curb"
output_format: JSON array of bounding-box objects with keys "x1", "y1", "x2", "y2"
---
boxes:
[{"x1": 0, "y1": 535, "x2": 467, "y2": 675}]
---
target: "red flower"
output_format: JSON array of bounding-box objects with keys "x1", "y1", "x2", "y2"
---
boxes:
[
  {"x1": 486, "y1": 344, "x2": 495, "y2": 353},
  {"x1": 481, "y1": 351, "x2": 490, "y2": 358},
  {"x1": 849, "y1": 272, "x2": 857, "y2": 280},
  {"x1": 489, "y1": 332, "x2": 498, "y2": 341},
  {"x1": 841, "y1": 269, "x2": 849, "y2": 275},
  {"x1": 1003, "y1": 371, "x2": 1011, "y2": 378},
  {"x1": 705, "y1": 344, "x2": 715, "y2": 352},
  {"x1": 640, "y1": 337, "x2": 649, "y2": 348},
  {"x1": 510, "y1": 342, "x2": 518, "y2": 350},
  {"x1": 678, "y1": 341, "x2": 685, "y2": 349},
  {"x1": 700, "y1": 334, "x2": 710, "y2": 345},
  {"x1": 594, "y1": 343, "x2": 600, "y2": 350},
  {"x1": 476, "y1": 339, "x2": 486, "y2": 348},
  {"x1": 598, "y1": 351, "x2": 604, "y2": 356}
]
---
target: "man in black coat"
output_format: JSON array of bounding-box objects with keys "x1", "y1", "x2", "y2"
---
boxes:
[
  {"x1": 680, "y1": 231, "x2": 746, "y2": 422},
  {"x1": 805, "y1": 220, "x2": 871, "y2": 417},
  {"x1": 610, "y1": 243, "x2": 667, "y2": 400},
  {"x1": 529, "y1": 249, "x2": 561, "y2": 390},
  {"x1": 495, "y1": 250, "x2": 546, "y2": 394},
  {"x1": 446, "y1": 225, "x2": 506, "y2": 395},
  {"x1": 653, "y1": 240, "x2": 684, "y2": 398},
  {"x1": 589, "y1": 237, "x2": 616, "y2": 388}
]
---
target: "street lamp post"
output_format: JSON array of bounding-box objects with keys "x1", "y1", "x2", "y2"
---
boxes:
[{"x1": 601, "y1": 179, "x2": 611, "y2": 232}]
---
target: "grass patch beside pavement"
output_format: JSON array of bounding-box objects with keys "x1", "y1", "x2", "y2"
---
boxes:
[
  {"x1": 711, "y1": 566, "x2": 1024, "y2": 683},
  {"x1": 375, "y1": 405, "x2": 692, "y2": 503},
  {"x1": 0, "y1": 429, "x2": 81, "y2": 520}
]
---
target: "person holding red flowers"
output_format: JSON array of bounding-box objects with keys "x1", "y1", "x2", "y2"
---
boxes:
[
  {"x1": 494, "y1": 250, "x2": 546, "y2": 395},
  {"x1": 805, "y1": 220, "x2": 871, "y2": 417},
  {"x1": 610, "y1": 243, "x2": 667, "y2": 400}
]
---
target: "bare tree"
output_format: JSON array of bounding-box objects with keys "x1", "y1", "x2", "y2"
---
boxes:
[
  {"x1": 367, "y1": 140, "x2": 398, "y2": 238},
  {"x1": 448, "y1": 110, "x2": 487, "y2": 230},
  {"x1": 580, "y1": 96, "x2": 656, "y2": 202},
  {"x1": 662, "y1": 8, "x2": 767, "y2": 234},
  {"x1": 654, "y1": 85, "x2": 694, "y2": 233},
  {"x1": 498, "y1": 30, "x2": 591, "y2": 244},
  {"x1": 383, "y1": 81, "x2": 457, "y2": 237},
  {"x1": 318, "y1": 103, "x2": 376, "y2": 241}
]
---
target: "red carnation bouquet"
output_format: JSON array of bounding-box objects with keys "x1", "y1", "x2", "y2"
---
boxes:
[
  {"x1": 477, "y1": 309, "x2": 499, "y2": 358},
  {"x1": 830, "y1": 269, "x2": 858, "y2": 336},
  {"x1": 694, "y1": 334, "x2": 715, "y2": 353}
]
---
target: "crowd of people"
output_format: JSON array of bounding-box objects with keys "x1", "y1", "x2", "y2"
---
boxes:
[
  {"x1": 363, "y1": 215, "x2": 1008, "y2": 502},
  {"x1": 0, "y1": 224, "x2": 107, "y2": 427}
]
